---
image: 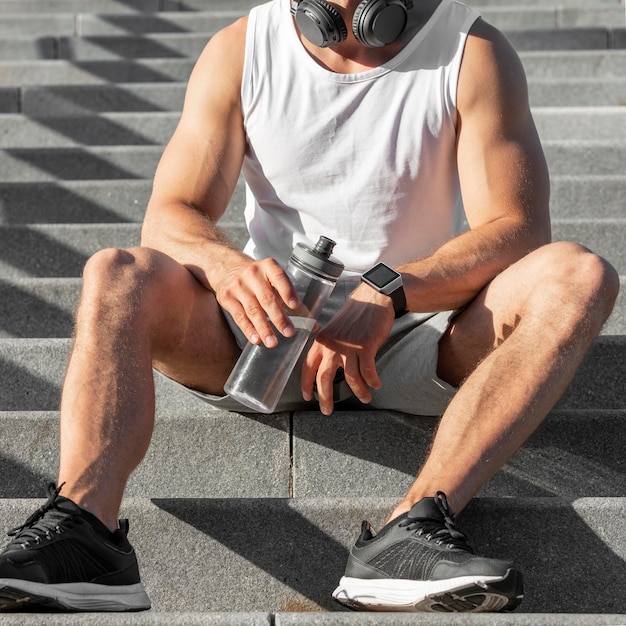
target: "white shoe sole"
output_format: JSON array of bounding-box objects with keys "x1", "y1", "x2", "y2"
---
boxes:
[
  {"x1": 0, "y1": 578, "x2": 151, "y2": 612},
  {"x1": 332, "y1": 569, "x2": 522, "y2": 612}
]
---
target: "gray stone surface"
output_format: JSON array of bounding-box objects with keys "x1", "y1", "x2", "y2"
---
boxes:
[
  {"x1": 0, "y1": 222, "x2": 248, "y2": 279},
  {"x1": 0, "y1": 112, "x2": 179, "y2": 148},
  {"x1": 58, "y1": 33, "x2": 210, "y2": 60},
  {"x1": 0, "y1": 409, "x2": 290, "y2": 498},
  {"x1": 293, "y1": 410, "x2": 626, "y2": 499},
  {"x1": 549, "y1": 175, "x2": 626, "y2": 219},
  {"x1": 542, "y1": 141, "x2": 626, "y2": 175},
  {"x1": 0, "y1": 180, "x2": 152, "y2": 224},
  {"x1": 528, "y1": 78, "x2": 626, "y2": 106},
  {"x1": 0, "y1": 224, "x2": 141, "y2": 278},
  {"x1": 0, "y1": 37, "x2": 56, "y2": 61},
  {"x1": 21, "y1": 83, "x2": 186, "y2": 115},
  {"x1": 533, "y1": 107, "x2": 626, "y2": 141},
  {"x1": 0, "y1": 178, "x2": 245, "y2": 225},
  {"x1": 520, "y1": 50, "x2": 626, "y2": 78},
  {"x1": 0, "y1": 87, "x2": 19, "y2": 113},
  {"x1": 0, "y1": 277, "x2": 79, "y2": 338},
  {"x1": 1, "y1": 496, "x2": 625, "y2": 613},
  {"x1": 505, "y1": 27, "x2": 612, "y2": 51},
  {"x1": 0, "y1": 59, "x2": 194, "y2": 87},
  {"x1": 0, "y1": 0, "x2": 164, "y2": 13},
  {"x1": 76, "y1": 12, "x2": 240, "y2": 37},
  {"x1": 0, "y1": 146, "x2": 161, "y2": 182}
]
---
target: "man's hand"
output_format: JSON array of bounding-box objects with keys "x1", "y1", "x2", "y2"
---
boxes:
[
  {"x1": 301, "y1": 284, "x2": 395, "y2": 415},
  {"x1": 214, "y1": 257, "x2": 301, "y2": 347}
]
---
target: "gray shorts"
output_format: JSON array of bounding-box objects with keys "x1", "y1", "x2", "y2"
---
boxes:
[{"x1": 167, "y1": 280, "x2": 457, "y2": 416}]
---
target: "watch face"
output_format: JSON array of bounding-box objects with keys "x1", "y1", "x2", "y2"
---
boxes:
[{"x1": 363, "y1": 263, "x2": 399, "y2": 288}]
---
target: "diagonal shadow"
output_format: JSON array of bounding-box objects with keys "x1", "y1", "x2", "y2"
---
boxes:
[
  {"x1": 0, "y1": 357, "x2": 62, "y2": 412},
  {"x1": 0, "y1": 278, "x2": 77, "y2": 338},
  {"x1": 0, "y1": 227, "x2": 89, "y2": 277},
  {"x1": 0, "y1": 181, "x2": 146, "y2": 224},
  {"x1": 0, "y1": 457, "x2": 53, "y2": 498},
  {"x1": 152, "y1": 498, "x2": 351, "y2": 611},
  {"x1": 4, "y1": 147, "x2": 147, "y2": 181},
  {"x1": 22, "y1": 84, "x2": 173, "y2": 114},
  {"x1": 150, "y1": 496, "x2": 626, "y2": 613},
  {"x1": 23, "y1": 115, "x2": 163, "y2": 147},
  {"x1": 462, "y1": 498, "x2": 626, "y2": 613},
  {"x1": 60, "y1": 34, "x2": 189, "y2": 60}
]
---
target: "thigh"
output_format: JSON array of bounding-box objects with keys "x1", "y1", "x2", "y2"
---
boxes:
[
  {"x1": 436, "y1": 242, "x2": 581, "y2": 387},
  {"x1": 96, "y1": 246, "x2": 241, "y2": 395}
]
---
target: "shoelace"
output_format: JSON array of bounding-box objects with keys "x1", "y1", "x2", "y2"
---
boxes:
[
  {"x1": 398, "y1": 491, "x2": 472, "y2": 551},
  {"x1": 6, "y1": 482, "x2": 80, "y2": 549}
]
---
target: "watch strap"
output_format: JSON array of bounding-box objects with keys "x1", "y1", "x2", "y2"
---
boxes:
[{"x1": 390, "y1": 285, "x2": 407, "y2": 318}]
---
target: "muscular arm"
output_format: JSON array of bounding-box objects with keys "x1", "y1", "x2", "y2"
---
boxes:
[
  {"x1": 303, "y1": 20, "x2": 551, "y2": 412},
  {"x1": 399, "y1": 19, "x2": 551, "y2": 311},
  {"x1": 141, "y1": 18, "x2": 299, "y2": 347}
]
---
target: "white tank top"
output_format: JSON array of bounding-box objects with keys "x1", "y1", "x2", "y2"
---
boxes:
[{"x1": 240, "y1": 0, "x2": 480, "y2": 278}]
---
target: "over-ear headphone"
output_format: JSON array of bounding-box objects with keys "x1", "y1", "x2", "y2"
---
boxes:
[{"x1": 290, "y1": 0, "x2": 414, "y2": 48}]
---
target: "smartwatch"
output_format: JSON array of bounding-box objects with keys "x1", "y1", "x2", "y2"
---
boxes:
[{"x1": 361, "y1": 262, "x2": 408, "y2": 318}]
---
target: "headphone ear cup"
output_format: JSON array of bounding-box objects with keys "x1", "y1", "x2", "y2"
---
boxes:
[
  {"x1": 352, "y1": 0, "x2": 408, "y2": 47},
  {"x1": 294, "y1": 0, "x2": 348, "y2": 48}
]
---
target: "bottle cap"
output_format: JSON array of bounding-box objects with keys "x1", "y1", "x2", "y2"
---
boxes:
[{"x1": 290, "y1": 236, "x2": 344, "y2": 280}]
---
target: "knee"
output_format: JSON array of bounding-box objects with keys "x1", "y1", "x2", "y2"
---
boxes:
[
  {"x1": 80, "y1": 247, "x2": 163, "y2": 316},
  {"x1": 530, "y1": 241, "x2": 619, "y2": 326}
]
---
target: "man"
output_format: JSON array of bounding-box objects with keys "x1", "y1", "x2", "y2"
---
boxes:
[{"x1": 0, "y1": 0, "x2": 619, "y2": 614}]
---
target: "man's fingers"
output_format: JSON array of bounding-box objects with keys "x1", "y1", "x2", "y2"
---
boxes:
[{"x1": 218, "y1": 259, "x2": 299, "y2": 346}]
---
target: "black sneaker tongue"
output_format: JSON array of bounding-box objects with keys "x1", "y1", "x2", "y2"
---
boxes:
[{"x1": 406, "y1": 495, "x2": 444, "y2": 522}]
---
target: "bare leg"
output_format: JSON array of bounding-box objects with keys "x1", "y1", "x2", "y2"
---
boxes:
[
  {"x1": 57, "y1": 247, "x2": 240, "y2": 530},
  {"x1": 390, "y1": 242, "x2": 619, "y2": 519}
]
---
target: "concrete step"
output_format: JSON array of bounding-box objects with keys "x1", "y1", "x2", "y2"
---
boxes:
[
  {"x1": 0, "y1": 216, "x2": 622, "y2": 278},
  {"x1": 1, "y1": 27, "x2": 624, "y2": 63},
  {"x1": 0, "y1": 495, "x2": 625, "y2": 613},
  {"x1": 1, "y1": 408, "x2": 624, "y2": 500},
  {"x1": 0, "y1": 335, "x2": 623, "y2": 411},
  {"x1": 0, "y1": 0, "x2": 177, "y2": 13},
  {"x1": 2, "y1": 108, "x2": 625, "y2": 148},
  {"x1": 0, "y1": 409, "x2": 290, "y2": 499},
  {"x1": 0, "y1": 112, "x2": 179, "y2": 147},
  {"x1": 521, "y1": 50, "x2": 626, "y2": 78},
  {"x1": 0, "y1": 179, "x2": 245, "y2": 224},
  {"x1": 0, "y1": 146, "x2": 161, "y2": 181},
  {"x1": 528, "y1": 78, "x2": 626, "y2": 107},
  {"x1": 74, "y1": 8, "x2": 626, "y2": 36},
  {"x1": 0, "y1": 180, "x2": 153, "y2": 224},
  {"x1": 0, "y1": 222, "x2": 246, "y2": 278},
  {"x1": 0, "y1": 0, "x2": 260, "y2": 14},
  {"x1": 0, "y1": 140, "x2": 623, "y2": 183},
  {"x1": 505, "y1": 27, "x2": 625, "y2": 51},
  {"x1": 0, "y1": 7, "x2": 622, "y2": 39},
  {"x1": 0, "y1": 34, "x2": 207, "y2": 62},
  {"x1": 479, "y1": 6, "x2": 626, "y2": 31},
  {"x1": 0, "y1": 59, "x2": 194, "y2": 86},
  {"x1": 5, "y1": 83, "x2": 186, "y2": 115}
]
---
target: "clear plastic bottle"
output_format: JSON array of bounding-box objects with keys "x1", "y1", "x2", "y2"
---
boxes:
[{"x1": 224, "y1": 236, "x2": 344, "y2": 413}]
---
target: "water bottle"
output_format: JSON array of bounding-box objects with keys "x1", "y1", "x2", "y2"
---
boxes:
[{"x1": 224, "y1": 236, "x2": 344, "y2": 413}]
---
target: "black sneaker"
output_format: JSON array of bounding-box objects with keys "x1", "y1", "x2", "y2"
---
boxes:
[
  {"x1": 0, "y1": 483, "x2": 151, "y2": 612},
  {"x1": 333, "y1": 492, "x2": 523, "y2": 612}
]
